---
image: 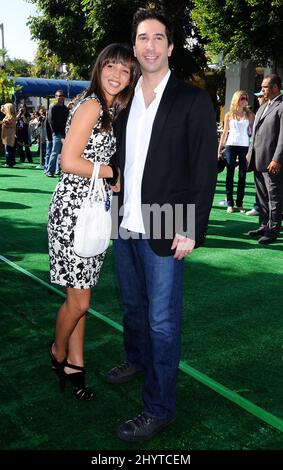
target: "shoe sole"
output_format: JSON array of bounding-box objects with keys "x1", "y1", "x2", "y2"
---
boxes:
[
  {"x1": 258, "y1": 239, "x2": 277, "y2": 244},
  {"x1": 117, "y1": 417, "x2": 176, "y2": 442}
]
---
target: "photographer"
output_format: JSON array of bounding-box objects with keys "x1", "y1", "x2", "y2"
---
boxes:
[{"x1": 16, "y1": 104, "x2": 32, "y2": 163}]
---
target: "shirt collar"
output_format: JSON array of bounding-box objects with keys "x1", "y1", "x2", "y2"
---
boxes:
[
  {"x1": 268, "y1": 94, "x2": 282, "y2": 105},
  {"x1": 135, "y1": 70, "x2": 171, "y2": 97}
]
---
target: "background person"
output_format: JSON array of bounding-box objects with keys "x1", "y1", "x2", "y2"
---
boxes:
[
  {"x1": 45, "y1": 90, "x2": 69, "y2": 177},
  {"x1": 246, "y1": 91, "x2": 267, "y2": 217},
  {"x1": 218, "y1": 91, "x2": 255, "y2": 213},
  {"x1": 16, "y1": 104, "x2": 32, "y2": 163},
  {"x1": 35, "y1": 107, "x2": 47, "y2": 170},
  {"x1": 44, "y1": 114, "x2": 53, "y2": 174},
  {"x1": 246, "y1": 74, "x2": 283, "y2": 244},
  {"x1": 0, "y1": 103, "x2": 16, "y2": 168}
]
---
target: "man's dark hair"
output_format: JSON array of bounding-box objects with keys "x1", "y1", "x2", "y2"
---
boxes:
[
  {"x1": 265, "y1": 74, "x2": 282, "y2": 90},
  {"x1": 131, "y1": 8, "x2": 174, "y2": 46}
]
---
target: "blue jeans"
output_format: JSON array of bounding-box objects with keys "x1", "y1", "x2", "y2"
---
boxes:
[
  {"x1": 46, "y1": 133, "x2": 63, "y2": 175},
  {"x1": 113, "y1": 234, "x2": 184, "y2": 420},
  {"x1": 44, "y1": 140, "x2": 53, "y2": 173},
  {"x1": 224, "y1": 145, "x2": 248, "y2": 207}
]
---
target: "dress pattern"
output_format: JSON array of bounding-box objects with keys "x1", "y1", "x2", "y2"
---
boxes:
[{"x1": 48, "y1": 94, "x2": 116, "y2": 288}]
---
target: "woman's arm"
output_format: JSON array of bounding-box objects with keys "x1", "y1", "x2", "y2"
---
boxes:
[
  {"x1": 60, "y1": 99, "x2": 113, "y2": 179},
  {"x1": 218, "y1": 113, "x2": 230, "y2": 157}
]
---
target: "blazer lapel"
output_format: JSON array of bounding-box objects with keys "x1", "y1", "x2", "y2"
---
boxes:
[
  {"x1": 257, "y1": 104, "x2": 268, "y2": 122},
  {"x1": 118, "y1": 99, "x2": 132, "y2": 174},
  {"x1": 263, "y1": 95, "x2": 283, "y2": 118},
  {"x1": 258, "y1": 95, "x2": 283, "y2": 122},
  {"x1": 145, "y1": 75, "x2": 179, "y2": 164}
]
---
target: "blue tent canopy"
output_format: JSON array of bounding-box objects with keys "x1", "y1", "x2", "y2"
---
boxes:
[{"x1": 13, "y1": 77, "x2": 90, "y2": 98}]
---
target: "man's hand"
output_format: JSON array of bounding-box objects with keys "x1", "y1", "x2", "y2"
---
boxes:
[
  {"x1": 267, "y1": 161, "x2": 281, "y2": 174},
  {"x1": 110, "y1": 181, "x2": 120, "y2": 192},
  {"x1": 171, "y1": 233, "x2": 195, "y2": 260},
  {"x1": 110, "y1": 168, "x2": 120, "y2": 193}
]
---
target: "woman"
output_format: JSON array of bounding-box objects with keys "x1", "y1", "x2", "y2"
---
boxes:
[
  {"x1": 1, "y1": 103, "x2": 16, "y2": 167},
  {"x1": 48, "y1": 43, "x2": 139, "y2": 400},
  {"x1": 218, "y1": 91, "x2": 255, "y2": 213},
  {"x1": 16, "y1": 104, "x2": 32, "y2": 163}
]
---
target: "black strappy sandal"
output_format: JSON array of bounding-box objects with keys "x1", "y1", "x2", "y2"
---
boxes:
[
  {"x1": 49, "y1": 340, "x2": 67, "y2": 392},
  {"x1": 65, "y1": 363, "x2": 95, "y2": 400}
]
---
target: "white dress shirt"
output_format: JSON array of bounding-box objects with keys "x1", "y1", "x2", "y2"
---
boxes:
[{"x1": 121, "y1": 70, "x2": 171, "y2": 233}]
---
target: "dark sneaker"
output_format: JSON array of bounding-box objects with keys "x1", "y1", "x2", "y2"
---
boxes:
[
  {"x1": 248, "y1": 227, "x2": 266, "y2": 237},
  {"x1": 258, "y1": 235, "x2": 277, "y2": 244},
  {"x1": 117, "y1": 412, "x2": 175, "y2": 442},
  {"x1": 106, "y1": 361, "x2": 143, "y2": 384}
]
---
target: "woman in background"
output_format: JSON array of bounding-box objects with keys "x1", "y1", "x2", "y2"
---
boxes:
[
  {"x1": 1, "y1": 103, "x2": 16, "y2": 168},
  {"x1": 218, "y1": 91, "x2": 255, "y2": 213},
  {"x1": 16, "y1": 104, "x2": 32, "y2": 163}
]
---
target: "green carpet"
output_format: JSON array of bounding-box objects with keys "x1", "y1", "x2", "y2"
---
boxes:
[{"x1": 0, "y1": 151, "x2": 283, "y2": 450}]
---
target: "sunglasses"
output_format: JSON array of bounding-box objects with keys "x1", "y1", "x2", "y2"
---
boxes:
[
  {"x1": 56, "y1": 94, "x2": 64, "y2": 97},
  {"x1": 240, "y1": 96, "x2": 247, "y2": 101}
]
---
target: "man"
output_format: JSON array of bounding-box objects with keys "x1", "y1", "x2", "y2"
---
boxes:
[
  {"x1": 45, "y1": 90, "x2": 69, "y2": 177},
  {"x1": 107, "y1": 8, "x2": 217, "y2": 442},
  {"x1": 245, "y1": 91, "x2": 267, "y2": 217},
  {"x1": 246, "y1": 75, "x2": 283, "y2": 244}
]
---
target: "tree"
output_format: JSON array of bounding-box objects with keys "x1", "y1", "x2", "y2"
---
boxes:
[
  {"x1": 0, "y1": 69, "x2": 22, "y2": 102},
  {"x1": 27, "y1": 0, "x2": 207, "y2": 80},
  {"x1": 192, "y1": 0, "x2": 283, "y2": 69},
  {"x1": 4, "y1": 58, "x2": 32, "y2": 77},
  {"x1": 0, "y1": 49, "x2": 24, "y2": 102}
]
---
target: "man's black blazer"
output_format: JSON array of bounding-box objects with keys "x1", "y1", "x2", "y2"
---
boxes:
[{"x1": 113, "y1": 74, "x2": 218, "y2": 256}]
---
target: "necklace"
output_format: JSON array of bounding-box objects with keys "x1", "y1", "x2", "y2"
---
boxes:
[{"x1": 236, "y1": 111, "x2": 245, "y2": 121}]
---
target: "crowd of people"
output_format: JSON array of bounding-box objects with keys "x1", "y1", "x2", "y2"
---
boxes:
[
  {"x1": 217, "y1": 75, "x2": 283, "y2": 244},
  {"x1": 0, "y1": 90, "x2": 70, "y2": 176},
  {"x1": 1, "y1": 6, "x2": 282, "y2": 443}
]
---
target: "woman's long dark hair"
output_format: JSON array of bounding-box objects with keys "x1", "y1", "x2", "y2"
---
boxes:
[{"x1": 85, "y1": 43, "x2": 140, "y2": 131}]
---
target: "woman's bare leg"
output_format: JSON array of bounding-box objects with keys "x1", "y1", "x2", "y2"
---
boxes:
[{"x1": 51, "y1": 288, "x2": 91, "y2": 364}]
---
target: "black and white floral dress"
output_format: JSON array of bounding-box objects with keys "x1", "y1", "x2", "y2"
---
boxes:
[{"x1": 48, "y1": 94, "x2": 116, "y2": 288}]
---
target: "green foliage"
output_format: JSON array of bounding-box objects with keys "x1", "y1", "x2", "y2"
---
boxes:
[
  {"x1": 1, "y1": 47, "x2": 32, "y2": 77},
  {"x1": 0, "y1": 69, "x2": 22, "y2": 103},
  {"x1": 27, "y1": 0, "x2": 207, "y2": 80},
  {"x1": 30, "y1": 44, "x2": 63, "y2": 79},
  {"x1": 192, "y1": 0, "x2": 283, "y2": 66},
  {"x1": 27, "y1": 0, "x2": 102, "y2": 79},
  {"x1": 4, "y1": 58, "x2": 32, "y2": 77},
  {"x1": 30, "y1": 46, "x2": 83, "y2": 80}
]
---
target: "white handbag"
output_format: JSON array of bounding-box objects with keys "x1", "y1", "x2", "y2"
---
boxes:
[{"x1": 73, "y1": 162, "x2": 111, "y2": 257}]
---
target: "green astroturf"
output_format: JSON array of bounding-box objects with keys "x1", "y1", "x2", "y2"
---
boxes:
[{"x1": 0, "y1": 150, "x2": 283, "y2": 450}]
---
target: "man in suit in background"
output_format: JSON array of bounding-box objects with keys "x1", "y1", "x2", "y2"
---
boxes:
[
  {"x1": 45, "y1": 90, "x2": 69, "y2": 177},
  {"x1": 107, "y1": 8, "x2": 217, "y2": 442},
  {"x1": 247, "y1": 74, "x2": 283, "y2": 244}
]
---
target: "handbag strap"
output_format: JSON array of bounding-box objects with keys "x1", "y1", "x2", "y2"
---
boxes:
[
  {"x1": 87, "y1": 162, "x2": 100, "y2": 201},
  {"x1": 88, "y1": 162, "x2": 107, "y2": 203}
]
